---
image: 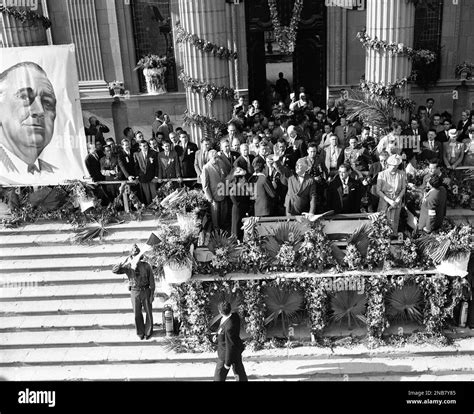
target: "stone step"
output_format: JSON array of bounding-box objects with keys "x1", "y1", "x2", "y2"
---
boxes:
[
  {"x1": 0, "y1": 313, "x2": 165, "y2": 331},
  {"x1": 0, "y1": 256, "x2": 129, "y2": 273},
  {"x1": 0, "y1": 283, "x2": 169, "y2": 301},
  {"x1": 2, "y1": 354, "x2": 472, "y2": 381},
  {"x1": 0, "y1": 328, "x2": 168, "y2": 349},
  {"x1": 0, "y1": 270, "x2": 126, "y2": 286},
  {"x1": 0, "y1": 296, "x2": 166, "y2": 315},
  {"x1": 0, "y1": 243, "x2": 133, "y2": 260}
]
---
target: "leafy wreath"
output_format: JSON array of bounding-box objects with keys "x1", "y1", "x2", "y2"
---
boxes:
[
  {"x1": 356, "y1": 29, "x2": 436, "y2": 64},
  {"x1": 175, "y1": 21, "x2": 238, "y2": 61},
  {"x1": 178, "y1": 71, "x2": 236, "y2": 103},
  {"x1": 0, "y1": 6, "x2": 52, "y2": 29},
  {"x1": 267, "y1": 0, "x2": 304, "y2": 55}
]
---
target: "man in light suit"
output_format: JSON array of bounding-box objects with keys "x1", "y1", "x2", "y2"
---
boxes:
[
  {"x1": 443, "y1": 129, "x2": 465, "y2": 169},
  {"x1": 194, "y1": 138, "x2": 211, "y2": 185},
  {"x1": 214, "y1": 301, "x2": 247, "y2": 382},
  {"x1": 417, "y1": 175, "x2": 447, "y2": 234},
  {"x1": 133, "y1": 140, "x2": 158, "y2": 205},
  {"x1": 334, "y1": 116, "x2": 357, "y2": 147},
  {"x1": 201, "y1": 149, "x2": 228, "y2": 229},
  {"x1": 323, "y1": 134, "x2": 344, "y2": 177}
]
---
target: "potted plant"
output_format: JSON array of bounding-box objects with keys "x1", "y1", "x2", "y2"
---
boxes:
[
  {"x1": 134, "y1": 54, "x2": 171, "y2": 94},
  {"x1": 455, "y1": 61, "x2": 473, "y2": 80},
  {"x1": 108, "y1": 80, "x2": 125, "y2": 97},
  {"x1": 148, "y1": 224, "x2": 196, "y2": 284}
]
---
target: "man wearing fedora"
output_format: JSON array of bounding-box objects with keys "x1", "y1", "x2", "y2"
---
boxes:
[{"x1": 443, "y1": 129, "x2": 465, "y2": 170}]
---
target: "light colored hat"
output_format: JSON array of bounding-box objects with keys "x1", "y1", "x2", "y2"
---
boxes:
[
  {"x1": 233, "y1": 167, "x2": 247, "y2": 176},
  {"x1": 295, "y1": 158, "x2": 310, "y2": 173},
  {"x1": 386, "y1": 154, "x2": 402, "y2": 166},
  {"x1": 448, "y1": 128, "x2": 458, "y2": 138}
]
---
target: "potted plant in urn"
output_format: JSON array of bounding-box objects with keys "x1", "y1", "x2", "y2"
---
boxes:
[
  {"x1": 455, "y1": 61, "x2": 473, "y2": 80},
  {"x1": 147, "y1": 223, "x2": 196, "y2": 284},
  {"x1": 134, "y1": 54, "x2": 171, "y2": 94}
]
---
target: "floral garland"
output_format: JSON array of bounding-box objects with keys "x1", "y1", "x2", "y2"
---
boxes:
[
  {"x1": 267, "y1": 0, "x2": 304, "y2": 55},
  {"x1": 175, "y1": 21, "x2": 238, "y2": 61},
  {"x1": 356, "y1": 29, "x2": 436, "y2": 64},
  {"x1": 344, "y1": 243, "x2": 363, "y2": 270},
  {"x1": 391, "y1": 96, "x2": 417, "y2": 114},
  {"x1": 242, "y1": 280, "x2": 267, "y2": 350},
  {"x1": 185, "y1": 280, "x2": 213, "y2": 349},
  {"x1": 366, "y1": 213, "x2": 394, "y2": 269},
  {"x1": 299, "y1": 220, "x2": 335, "y2": 270},
  {"x1": 399, "y1": 237, "x2": 420, "y2": 269},
  {"x1": 365, "y1": 274, "x2": 390, "y2": 348},
  {"x1": 183, "y1": 109, "x2": 227, "y2": 133},
  {"x1": 303, "y1": 277, "x2": 330, "y2": 338},
  {"x1": 0, "y1": 5, "x2": 52, "y2": 29},
  {"x1": 179, "y1": 71, "x2": 235, "y2": 102},
  {"x1": 359, "y1": 77, "x2": 410, "y2": 98}
]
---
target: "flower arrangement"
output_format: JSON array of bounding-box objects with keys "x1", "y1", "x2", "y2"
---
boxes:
[
  {"x1": 366, "y1": 213, "x2": 394, "y2": 269},
  {"x1": 108, "y1": 80, "x2": 125, "y2": 96},
  {"x1": 264, "y1": 223, "x2": 303, "y2": 271},
  {"x1": 134, "y1": 54, "x2": 171, "y2": 70},
  {"x1": 183, "y1": 109, "x2": 227, "y2": 142},
  {"x1": 455, "y1": 61, "x2": 474, "y2": 80},
  {"x1": 359, "y1": 77, "x2": 410, "y2": 98},
  {"x1": 175, "y1": 21, "x2": 238, "y2": 61},
  {"x1": 242, "y1": 280, "x2": 267, "y2": 350},
  {"x1": 399, "y1": 237, "x2": 420, "y2": 268},
  {"x1": 356, "y1": 29, "x2": 437, "y2": 64},
  {"x1": 344, "y1": 243, "x2": 363, "y2": 270},
  {"x1": 304, "y1": 278, "x2": 330, "y2": 339},
  {"x1": 239, "y1": 233, "x2": 269, "y2": 273},
  {"x1": 299, "y1": 219, "x2": 334, "y2": 270},
  {"x1": 178, "y1": 71, "x2": 236, "y2": 102},
  {"x1": 267, "y1": 0, "x2": 304, "y2": 55},
  {"x1": 442, "y1": 169, "x2": 472, "y2": 209},
  {"x1": 0, "y1": 5, "x2": 52, "y2": 29},
  {"x1": 185, "y1": 280, "x2": 213, "y2": 349}
]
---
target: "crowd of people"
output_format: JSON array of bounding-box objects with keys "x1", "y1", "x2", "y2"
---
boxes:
[{"x1": 84, "y1": 91, "x2": 474, "y2": 239}]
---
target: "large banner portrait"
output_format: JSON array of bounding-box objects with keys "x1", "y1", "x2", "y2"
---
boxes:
[{"x1": 0, "y1": 44, "x2": 87, "y2": 185}]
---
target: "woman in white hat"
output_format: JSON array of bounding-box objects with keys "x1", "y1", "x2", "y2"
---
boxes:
[{"x1": 376, "y1": 154, "x2": 407, "y2": 233}]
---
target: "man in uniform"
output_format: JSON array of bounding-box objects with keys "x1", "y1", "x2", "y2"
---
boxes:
[{"x1": 112, "y1": 244, "x2": 155, "y2": 340}]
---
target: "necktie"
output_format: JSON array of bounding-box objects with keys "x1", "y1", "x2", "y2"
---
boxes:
[
  {"x1": 165, "y1": 152, "x2": 169, "y2": 157},
  {"x1": 27, "y1": 164, "x2": 40, "y2": 174},
  {"x1": 430, "y1": 141, "x2": 433, "y2": 150}
]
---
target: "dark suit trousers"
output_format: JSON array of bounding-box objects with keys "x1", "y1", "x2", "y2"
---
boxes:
[
  {"x1": 214, "y1": 355, "x2": 248, "y2": 381},
  {"x1": 131, "y1": 288, "x2": 153, "y2": 337},
  {"x1": 231, "y1": 201, "x2": 250, "y2": 240},
  {"x1": 139, "y1": 182, "x2": 157, "y2": 205}
]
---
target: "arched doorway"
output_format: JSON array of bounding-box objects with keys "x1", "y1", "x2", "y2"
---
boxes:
[{"x1": 245, "y1": 0, "x2": 327, "y2": 113}]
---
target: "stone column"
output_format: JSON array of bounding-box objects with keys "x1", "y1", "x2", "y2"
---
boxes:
[
  {"x1": 0, "y1": 3, "x2": 48, "y2": 47},
  {"x1": 178, "y1": 0, "x2": 235, "y2": 143},
  {"x1": 65, "y1": 0, "x2": 108, "y2": 95},
  {"x1": 365, "y1": 0, "x2": 415, "y2": 119}
]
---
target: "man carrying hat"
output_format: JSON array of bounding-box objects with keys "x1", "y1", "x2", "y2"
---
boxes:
[{"x1": 112, "y1": 244, "x2": 155, "y2": 340}]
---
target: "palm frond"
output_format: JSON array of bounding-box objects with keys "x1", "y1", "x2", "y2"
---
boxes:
[
  {"x1": 347, "y1": 224, "x2": 370, "y2": 258},
  {"x1": 264, "y1": 286, "x2": 304, "y2": 336},
  {"x1": 208, "y1": 229, "x2": 238, "y2": 254},
  {"x1": 386, "y1": 284, "x2": 424, "y2": 324},
  {"x1": 329, "y1": 291, "x2": 367, "y2": 328},
  {"x1": 331, "y1": 243, "x2": 346, "y2": 266},
  {"x1": 272, "y1": 222, "x2": 303, "y2": 244}
]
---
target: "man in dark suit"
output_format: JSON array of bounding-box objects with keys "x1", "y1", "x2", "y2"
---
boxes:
[
  {"x1": 437, "y1": 120, "x2": 452, "y2": 143},
  {"x1": 457, "y1": 110, "x2": 471, "y2": 141},
  {"x1": 365, "y1": 150, "x2": 389, "y2": 211},
  {"x1": 133, "y1": 141, "x2": 158, "y2": 205},
  {"x1": 99, "y1": 145, "x2": 119, "y2": 202},
  {"x1": 234, "y1": 143, "x2": 255, "y2": 177},
  {"x1": 417, "y1": 175, "x2": 447, "y2": 233},
  {"x1": 175, "y1": 131, "x2": 198, "y2": 183},
  {"x1": 327, "y1": 164, "x2": 361, "y2": 214},
  {"x1": 274, "y1": 156, "x2": 317, "y2": 216},
  {"x1": 214, "y1": 301, "x2": 247, "y2": 382},
  {"x1": 157, "y1": 140, "x2": 181, "y2": 181},
  {"x1": 217, "y1": 139, "x2": 239, "y2": 177},
  {"x1": 421, "y1": 129, "x2": 442, "y2": 162},
  {"x1": 85, "y1": 142, "x2": 104, "y2": 182},
  {"x1": 117, "y1": 139, "x2": 136, "y2": 181}
]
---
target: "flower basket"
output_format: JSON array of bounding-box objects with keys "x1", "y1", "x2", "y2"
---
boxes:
[
  {"x1": 143, "y1": 67, "x2": 167, "y2": 95},
  {"x1": 163, "y1": 244, "x2": 194, "y2": 284},
  {"x1": 435, "y1": 252, "x2": 471, "y2": 277}
]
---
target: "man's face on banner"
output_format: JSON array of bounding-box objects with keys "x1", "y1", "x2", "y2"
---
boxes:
[{"x1": 0, "y1": 65, "x2": 57, "y2": 164}]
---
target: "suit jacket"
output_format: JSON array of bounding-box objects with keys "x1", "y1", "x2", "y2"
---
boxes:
[
  {"x1": 117, "y1": 150, "x2": 136, "y2": 180},
  {"x1": 133, "y1": 150, "x2": 158, "y2": 183},
  {"x1": 403, "y1": 127, "x2": 426, "y2": 143},
  {"x1": 175, "y1": 142, "x2": 198, "y2": 178},
  {"x1": 85, "y1": 152, "x2": 104, "y2": 182},
  {"x1": 99, "y1": 156, "x2": 118, "y2": 181},
  {"x1": 334, "y1": 125, "x2": 357, "y2": 147},
  {"x1": 234, "y1": 154, "x2": 255, "y2": 176},
  {"x1": 157, "y1": 150, "x2": 181, "y2": 179},
  {"x1": 327, "y1": 175, "x2": 361, "y2": 214},
  {"x1": 457, "y1": 119, "x2": 470, "y2": 141},
  {"x1": 249, "y1": 173, "x2": 275, "y2": 216},
  {"x1": 437, "y1": 130, "x2": 450, "y2": 143},
  {"x1": 216, "y1": 313, "x2": 245, "y2": 366},
  {"x1": 283, "y1": 175, "x2": 317, "y2": 215},
  {"x1": 417, "y1": 187, "x2": 447, "y2": 233},
  {"x1": 323, "y1": 146, "x2": 344, "y2": 171},
  {"x1": 194, "y1": 149, "x2": 208, "y2": 184},
  {"x1": 218, "y1": 151, "x2": 240, "y2": 176},
  {"x1": 421, "y1": 140, "x2": 442, "y2": 161},
  {"x1": 201, "y1": 162, "x2": 225, "y2": 202}
]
